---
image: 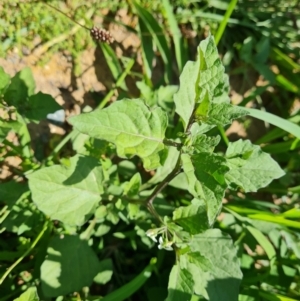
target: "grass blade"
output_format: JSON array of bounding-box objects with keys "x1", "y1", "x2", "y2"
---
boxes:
[
  {"x1": 245, "y1": 108, "x2": 300, "y2": 139},
  {"x1": 215, "y1": 0, "x2": 239, "y2": 45},
  {"x1": 138, "y1": 17, "x2": 154, "y2": 85},
  {"x1": 162, "y1": 0, "x2": 187, "y2": 72},
  {"x1": 100, "y1": 43, "x2": 127, "y2": 91},
  {"x1": 133, "y1": 1, "x2": 172, "y2": 83}
]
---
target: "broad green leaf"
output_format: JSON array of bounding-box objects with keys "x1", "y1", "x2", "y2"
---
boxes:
[
  {"x1": 172, "y1": 199, "x2": 209, "y2": 234},
  {"x1": 196, "y1": 35, "x2": 230, "y2": 104},
  {"x1": 204, "y1": 103, "x2": 248, "y2": 126},
  {"x1": 4, "y1": 67, "x2": 35, "y2": 106},
  {"x1": 0, "y1": 66, "x2": 10, "y2": 94},
  {"x1": 123, "y1": 172, "x2": 141, "y2": 196},
  {"x1": 225, "y1": 139, "x2": 285, "y2": 192},
  {"x1": 40, "y1": 235, "x2": 100, "y2": 297},
  {"x1": 181, "y1": 153, "x2": 228, "y2": 225},
  {"x1": 94, "y1": 259, "x2": 113, "y2": 285},
  {"x1": 169, "y1": 172, "x2": 189, "y2": 190},
  {"x1": 174, "y1": 35, "x2": 229, "y2": 130},
  {"x1": 149, "y1": 145, "x2": 180, "y2": 185},
  {"x1": 173, "y1": 59, "x2": 200, "y2": 130},
  {"x1": 186, "y1": 125, "x2": 221, "y2": 153},
  {"x1": 165, "y1": 265, "x2": 194, "y2": 301},
  {"x1": 25, "y1": 92, "x2": 62, "y2": 123},
  {"x1": 186, "y1": 252, "x2": 213, "y2": 272},
  {"x1": 100, "y1": 43, "x2": 127, "y2": 91},
  {"x1": 69, "y1": 99, "x2": 168, "y2": 170},
  {"x1": 13, "y1": 287, "x2": 39, "y2": 301},
  {"x1": 27, "y1": 155, "x2": 104, "y2": 226},
  {"x1": 186, "y1": 229, "x2": 242, "y2": 301}
]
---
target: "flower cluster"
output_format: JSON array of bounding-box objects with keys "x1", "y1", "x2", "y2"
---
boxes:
[{"x1": 146, "y1": 227, "x2": 174, "y2": 251}]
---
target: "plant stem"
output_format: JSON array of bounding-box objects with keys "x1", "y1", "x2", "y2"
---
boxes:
[
  {"x1": 0, "y1": 220, "x2": 49, "y2": 285},
  {"x1": 214, "y1": 0, "x2": 239, "y2": 46},
  {"x1": 43, "y1": 2, "x2": 91, "y2": 31},
  {"x1": 146, "y1": 154, "x2": 181, "y2": 206},
  {"x1": 47, "y1": 130, "x2": 79, "y2": 161},
  {"x1": 145, "y1": 154, "x2": 182, "y2": 223}
]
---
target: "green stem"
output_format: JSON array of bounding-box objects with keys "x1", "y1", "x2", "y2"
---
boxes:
[
  {"x1": 43, "y1": 2, "x2": 91, "y2": 30},
  {"x1": 214, "y1": 0, "x2": 239, "y2": 46},
  {"x1": 0, "y1": 220, "x2": 49, "y2": 285},
  {"x1": 217, "y1": 125, "x2": 229, "y2": 146},
  {"x1": 47, "y1": 130, "x2": 79, "y2": 161},
  {"x1": 163, "y1": 139, "x2": 182, "y2": 148},
  {"x1": 81, "y1": 217, "x2": 98, "y2": 240},
  {"x1": 145, "y1": 154, "x2": 182, "y2": 222}
]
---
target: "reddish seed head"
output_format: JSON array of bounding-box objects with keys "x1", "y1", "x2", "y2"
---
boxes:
[{"x1": 90, "y1": 27, "x2": 114, "y2": 44}]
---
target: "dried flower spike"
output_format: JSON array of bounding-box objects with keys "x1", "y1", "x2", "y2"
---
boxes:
[{"x1": 90, "y1": 27, "x2": 114, "y2": 44}]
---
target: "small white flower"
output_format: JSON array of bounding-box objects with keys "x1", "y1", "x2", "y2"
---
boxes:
[
  {"x1": 146, "y1": 229, "x2": 158, "y2": 242},
  {"x1": 158, "y1": 236, "x2": 173, "y2": 251}
]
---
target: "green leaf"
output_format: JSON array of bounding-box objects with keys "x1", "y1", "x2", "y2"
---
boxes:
[
  {"x1": 27, "y1": 155, "x2": 104, "y2": 226},
  {"x1": 205, "y1": 103, "x2": 248, "y2": 126},
  {"x1": 13, "y1": 287, "x2": 39, "y2": 301},
  {"x1": 246, "y1": 107, "x2": 300, "y2": 139},
  {"x1": 0, "y1": 66, "x2": 10, "y2": 94},
  {"x1": 69, "y1": 99, "x2": 168, "y2": 170},
  {"x1": 186, "y1": 124, "x2": 221, "y2": 153},
  {"x1": 123, "y1": 172, "x2": 141, "y2": 196},
  {"x1": 165, "y1": 265, "x2": 194, "y2": 301},
  {"x1": 138, "y1": 18, "x2": 154, "y2": 81},
  {"x1": 149, "y1": 145, "x2": 180, "y2": 185},
  {"x1": 172, "y1": 199, "x2": 209, "y2": 234},
  {"x1": 246, "y1": 225, "x2": 276, "y2": 268},
  {"x1": 4, "y1": 67, "x2": 35, "y2": 106},
  {"x1": 100, "y1": 43, "x2": 127, "y2": 91},
  {"x1": 25, "y1": 92, "x2": 62, "y2": 123},
  {"x1": 94, "y1": 259, "x2": 113, "y2": 285},
  {"x1": 181, "y1": 153, "x2": 228, "y2": 225},
  {"x1": 225, "y1": 139, "x2": 285, "y2": 192},
  {"x1": 40, "y1": 235, "x2": 100, "y2": 297},
  {"x1": 174, "y1": 35, "x2": 230, "y2": 130},
  {"x1": 133, "y1": 1, "x2": 172, "y2": 83},
  {"x1": 185, "y1": 229, "x2": 242, "y2": 301},
  {"x1": 162, "y1": 0, "x2": 187, "y2": 72},
  {"x1": 174, "y1": 59, "x2": 200, "y2": 130}
]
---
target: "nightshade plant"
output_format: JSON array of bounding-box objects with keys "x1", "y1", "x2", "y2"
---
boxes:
[{"x1": 3, "y1": 36, "x2": 284, "y2": 300}]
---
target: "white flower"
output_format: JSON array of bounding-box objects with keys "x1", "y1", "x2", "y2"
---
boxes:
[
  {"x1": 146, "y1": 229, "x2": 158, "y2": 242},
  {"x1": 158, "y1": 236, "x2": 173, "y2": 251}
]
